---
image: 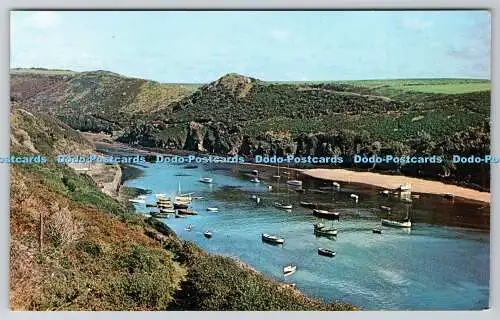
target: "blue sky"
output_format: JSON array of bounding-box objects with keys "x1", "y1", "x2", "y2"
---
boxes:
[{"x1": 10, "y1": 11, "x2": 491, "y2": 83}]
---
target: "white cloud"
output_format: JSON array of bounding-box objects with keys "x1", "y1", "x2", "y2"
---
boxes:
[
  {"x1": 402, "y1": 18, "x2": 432, "y2": 30},
  {"x1": 269, "y1": 28, "x2": 289, "y2": 42},
  {"x1": 23, "y1": 11, "x2": 61, "y2": 29}
]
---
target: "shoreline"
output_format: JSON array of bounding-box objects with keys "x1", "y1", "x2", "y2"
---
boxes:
[
  {"x1": 301, "y1": 168, "x2": 490, "y2": 204},
  {"x1": 81, "y1": 132, "x2": 490, "y2": 204}
]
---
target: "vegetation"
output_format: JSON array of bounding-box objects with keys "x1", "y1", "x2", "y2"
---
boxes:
[
  {"x1": 9, "y1": 107, "x2": 354, "y2": 311},
  {"x1": 10, "y1": 69, "x2": 491, "y2": 190}
]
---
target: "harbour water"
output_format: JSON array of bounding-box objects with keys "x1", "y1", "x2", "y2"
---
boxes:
[{"x1": 123, "y1": 161, "x2": 490, "y2": 311}]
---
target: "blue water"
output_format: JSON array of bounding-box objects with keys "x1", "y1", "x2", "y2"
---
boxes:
[{"x1": 124, "y1": 162, "x2": 490, "y2": 310}]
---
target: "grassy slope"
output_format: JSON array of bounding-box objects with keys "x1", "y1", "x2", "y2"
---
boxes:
[{"x1": 9, "y1": 107, "x2": 354, "y2": 311}]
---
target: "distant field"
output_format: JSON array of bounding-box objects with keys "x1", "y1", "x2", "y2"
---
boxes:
[{"x1": 268, "y1": 78, "x2": 491, "y2": 94}]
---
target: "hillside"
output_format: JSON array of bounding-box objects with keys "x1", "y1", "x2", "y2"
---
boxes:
[
  {"x1": 10, "y1": 69, "x2": 491, "y2": 190},
  {"x1": 10, "y1": 68, "x2": 196, "y2": 135},
  {"x1": 9, "y1": 107, "x2": 354, "y2": 311}
]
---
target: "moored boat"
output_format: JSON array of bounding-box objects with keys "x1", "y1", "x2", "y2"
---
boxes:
[
  {"x1": 200, "y1": 177, "x2": 213, "y2": 184},
  {"x1": 129, "y1": 198, "x2": 146, "y2": 204},
  {"x1": 261, "y1": 233, "x2": 285, "y2": 244},
  {"x1": 177, "y1": 208, "x2": 197, "y2": 215},
  {"x1": 286, "y1": 180, "x2": 302, "y2": 187},
  {"x1": 173, "y1": 203, "x2": 189, "y2": 209},
  {"x1": 160, "y1": 208, "x2": 176, "y2": 214},
  {"x1": 204, "y1": 231, "x2": 213, "y2": 238},
  {"x1": 380, "y1": 205, "x2": 391, "y2": 212},
  {"x1": 318, "y1": 248, "x2": 336, "y2": 257},
  {"x1": 313, "y1": 222, "x2": 325, "y2": 230},
  {"x1": 300, "y1": 201, "x2": 317, "y2": 209},
  {"x1": 283, "y1": 265, "x2": 297, "y2": 276},
  {"x1": 250, "y1": 177, "x2": 260, "y2": 183},
  {"x1": 145, "y1": 203, "x2": 157, "y2": 208},
  {"x1": 207, "y1": 207, "x2": 219, "y2": 212},
  {"x1": 372, "y1": 228, "x2": 382, "y2": 234},
  {"x1": 312, "y1": 209, "x2": 340, "y2": 220},
  {"x1": 314, "y1": 227, "x2": 338, "y2": 237},
  {"x1": 381, "y1": 218, "x2": 411, "y2": 228},
  {"x1": 274, "y1": 202, "x2": 293, "y2": 210},
  {"x1": 183, "y1": 164, "x2": 198, "y2": 169}
]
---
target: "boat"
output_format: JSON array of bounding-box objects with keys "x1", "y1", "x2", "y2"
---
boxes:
[
  {"x1": 183, "y1": 164, "x2": 198, "y2": 169},
  {"x1": 379, "y1": 190, "x2": 390, "y2": 196},
  {"x1": 381, "y1": 218, "x2": 412, "y2": 228},
  {"x1": 129, "y1": 198, "x2": 146, "y2": 204},
  {"x1": 274, "y1": 202, "x2": 293, "y2": 210},
  {"x1": 155, "y1": 193, "x2": 167, "y2": 198},
  {"x1": 204, "y1": 231, "x2": 213, "y2": 239},
  {"x1": 318, "y1": 248, "x2": 336, "y2": 257},
  {"x1": 207, "y1": 207, "x2": 219, "y2": 212},
  {"x1": 400, "y1": 197, "x2": 413, "y2": 203},
  {"x1": 372, "y1": 228, "x2": 382, "y2": 234},
  {"x1": 283, "y1": 265, "x2": 297, "y2": 276},
  {"x1": 261, "y1": 233, "x2": 285, "y2": 244},
  {"x1": 286, "y1": 180, "x2": 302, "y2": 187},
  {"x1": 200, "y1": 177, "x2": 213, "y2": 184},
  {"x1": 313, "y1": 222, "x2": 325, "y2": 230},
  {"x1": 255, "y1": 197, "x2": 261, "y2": 204},
  {"x1": 145, "y1": 203, "x2": 157, "y2": 208},
  {"x1": 250, "y1": 177, "x2": 260, "y2": 183},
  {"x1": 350, "y1": 194, "x2": 359, "y2": 203},
  {"x1": 251, "y1": 170, "x2": 259, "y2": 175},
  {"x1": 175, "y1": 196, "x2": 192, "y2": 203},
  {"x1": 185, "y1": 224, "x2": 192, "y2": 231},
  {"x1": 193, "y1": 196, "x2": 204, "y2": 200},
  {"x1": 312, "y1": 209, "x2": 340, "y2": 220},
  {"x1": 332, "y1": 182, "x2": 341, "y2": 189},
  {"x1": 173, "y1": 203, "x2": 189, "y2": 209},
  {"x1": 294, "y1": 188, "x2": 305, "y2": 193},
  {"x1": 299, "y1": 201, "x2": 317, "y2": 209},
  {"x1": 177, "y1": 209, "x2": 197, "y2": 215},
  {"x1": 314, "y1": 227, "x2": 338, "y2": 237},
  {"x1": 159, "y1": 208, "x2": 176, "y2": 214},
  {"x1": 380, "y1": 205, "x2": 391, "y2": 212}
]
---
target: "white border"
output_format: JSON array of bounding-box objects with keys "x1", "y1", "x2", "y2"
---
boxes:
[{"x1": 1, "y1": 1, "x2": 497, "y2": 320}]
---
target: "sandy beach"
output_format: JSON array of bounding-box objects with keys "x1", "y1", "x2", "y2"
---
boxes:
[{"x1": 302, "y1": 168, "x2": 490, "y2": 204}]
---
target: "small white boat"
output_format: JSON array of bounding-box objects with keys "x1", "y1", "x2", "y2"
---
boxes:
[
  {"x1": 318, "y1": 248, "x2": 336, "y2": 257},
  {"x1": 256, "y1": 197, "x2": 261, "y2": 204},
  {"x1": 207, "y1": 207, "x2": 219, "y2": 212},
  {"x1": 250, "y1": 177, "x2": 260, "y2": 183},
  {"x1": 274, "y1": 202, "x2": 293, "y2": 210},
  {"x1": 332, "y1": 182, "x2": 340, "y2": 189},
  {"x1": 262, "y1": 233, "x2": 285, "y2": 244},
  {"x1": 380, "y1": 190, "x2": 390, "y2": 196},
  {"x1": 200, "y1": 177, "x2": 213, "y2": 183},
  {"x1": 193, "y1": 196, "x2": 204, "y2": 200},
  {"x1": 129, "y1": 198, "x2": 146, "y2": 204},
  {"x1": 268, "y1": 185, "x2": 273, "y2": 191},
  {"x1": 175, "y1": 196, "x2": 192, "y2": 203},
  {"x1": 155, "y1": 193, "x2": 167, "y2": 198},
  {"x1": 283, "y1": 265, "x2": 297, "y2": 276},
  {"x1": 252, "y1": 170, "x2": 259, "y2": 175},
  {"x1": 286, "y1": 180, "x2": 302, "y2": 187},
  {"x1": 350, "y1": 194, "x2": 359, "y2": 203},
  {"x1": 137, "y1": 195, "x2": 148, "y2": 200},
  {"x1": 381, "y1": 219, "x2": 412, "y2": 228}
]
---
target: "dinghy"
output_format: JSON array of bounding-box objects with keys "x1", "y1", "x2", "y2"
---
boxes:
[
  {"x1": 283, "y1": 265, "x2": 297, "y2": 276},
  {"x1": 200, "y1": 177, "x2": 213, "y2": 184},
  {"x1": 261, "y1": 233, "x2": 285, "y2": 244},
  {"x1": 274, "y1": 202, "x2": 293, "y2": 210},
  {"x1": 318, "y1": 248, "x2": 336, "y2": 257}
]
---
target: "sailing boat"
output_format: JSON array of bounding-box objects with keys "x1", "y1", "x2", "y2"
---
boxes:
[
  {"x1": 381, "y1": 204, "x2": 412, "y2": 228},
  {"x1": 175, "y1": 181, "x2": 192, "y2": 203},
  {"x1": 274, "y1": 176, "x2": 293, "y2": 210},
  {"x1": 200, "y1": 162, "x2": 214, "y2": 183},
  {"x1": 273, "y1": 162, "x2": 281, "y2": 179}
]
